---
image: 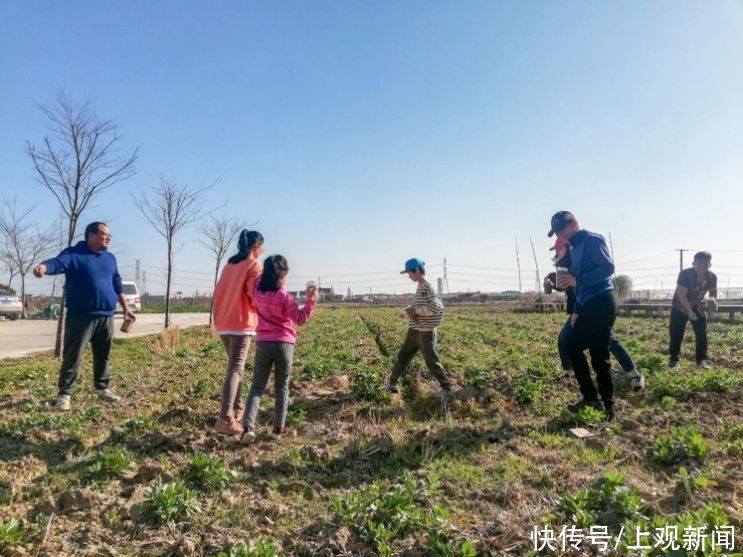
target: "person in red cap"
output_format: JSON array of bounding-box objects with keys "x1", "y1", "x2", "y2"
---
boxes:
[
  {"x1": 545, "y1": 236, "x2": 644, "y2": 391},
  {"x1": 383, "y1": 258, "x2": 452, "y2": 398}
]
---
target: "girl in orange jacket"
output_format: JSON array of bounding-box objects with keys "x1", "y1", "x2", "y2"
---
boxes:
[{"x1": 212, "y1": 230, "x2": 264, "y2": 434}]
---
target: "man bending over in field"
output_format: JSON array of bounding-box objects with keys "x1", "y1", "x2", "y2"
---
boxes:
[
  {"x1": 383, "y1": 258, "x2": 452, "y2": 398},
  {"x1": 549, "y1": 211, "x2": 618, "y2": 421},
  {"x1": 668, "y1": 251, "x2": 717, "y2": 370}
]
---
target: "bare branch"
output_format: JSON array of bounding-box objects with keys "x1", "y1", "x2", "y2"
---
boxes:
[
  {"x1": 199, "y1": 216, "x2": 243, "y2": 269},
  {"x1": 0, "y1": 198, "x2": 58, "y2": 317},
  {"x1": 132, "y1": 176, "x2": 211, "y2": 328},
  {"x1": 26, "y1": 90, "x2": 139, "y2": 245}
]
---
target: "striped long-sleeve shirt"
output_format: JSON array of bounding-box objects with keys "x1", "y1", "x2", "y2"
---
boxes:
[{"x1": 408, "y1": 281, "x2": 444, "y2": 331}]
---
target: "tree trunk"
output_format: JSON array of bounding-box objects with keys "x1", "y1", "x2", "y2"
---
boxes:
[
  {"x1": 164, "y1": 241, "x2": 172, "y2": 329},
  {"x1": 54, "y1": 219, "x2": 76, "y2": 358},
  {"x1": 209, "y1": 264, "x2": 218, "y2": 327},
  {"x1": 20, "y1": 274, "x2": 26, "y2": 319},
  {"x1": 53, "y1": 288, "x2": 66, "y2": 357}
]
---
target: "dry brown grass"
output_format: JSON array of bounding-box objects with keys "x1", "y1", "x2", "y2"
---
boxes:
[{"x1": 149, "y1": 325, "x2": 181, "y2": 352}]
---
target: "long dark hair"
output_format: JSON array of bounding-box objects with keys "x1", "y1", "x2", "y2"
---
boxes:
[
  {"x1": 258, "y1": 255, "x2": 289, "y2": 292},
  {"x1": 227, "y1": 230, "x2": 264, "y2": 265}
]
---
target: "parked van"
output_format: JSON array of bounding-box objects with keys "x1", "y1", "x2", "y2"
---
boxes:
[{"x1": 117, "y1": 281, "x2": 142, "y2": 313}]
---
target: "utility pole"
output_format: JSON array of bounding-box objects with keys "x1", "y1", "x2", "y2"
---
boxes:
[
  {"x1": 142, "y1": 270, "x2": 147, "y2": 294},
  {"x1": 515, "y1": 235, "x2": 522, "y2": 293},
  {"x1": 608, "y1": 232, "x2": 615, "y2": 260},
  {"x1": 675, "y1": 249, "x2": 691, "y2": 271},
  {"x1": 135, "y1": 259, "x2": 141, "y2": 284},
  {"x1": 443, "y1": 258, "x2": 450, "y2": 294},
  {"x1": 529, "y1": 237, "x2": 542, "y2": 296}
]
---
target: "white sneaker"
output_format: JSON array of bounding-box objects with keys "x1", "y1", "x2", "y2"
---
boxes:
[
  {"x1": 626, "y1": 369, "x2": 645, "y2": 392},
  {"x1": 97, "y1": 389, "x2": 121, "y2": 403},
  {"x1": 239, "y1": 428, "x2": 256, "y2": 445},
  {"x1": 697, "y1": 360, "x2": 711, "y2": 369},
  {"x1": 54, "y1": 395, "x2": 71, "y2": 411}
]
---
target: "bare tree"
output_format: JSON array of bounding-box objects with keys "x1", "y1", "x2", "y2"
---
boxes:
[
  {"x1": 0, "y1": 199, "x2": 57, "y2": 317},
  {"x1": 26, "y1": 90, "x2": 139, "y2": 355},
  {"x1": 0, "y1": 244, "x2": 18, "y2": 290},
  {"x1": 198, "y1": 216, "x2": 242, "y2": 326},
  {"x1": 133, "y1": 177, "x2": 209, "y2": 328}
]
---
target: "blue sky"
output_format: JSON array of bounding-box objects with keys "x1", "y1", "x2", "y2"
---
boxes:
[{"x1": 2, "y1": 1, "x2": 742, "y2": 296}]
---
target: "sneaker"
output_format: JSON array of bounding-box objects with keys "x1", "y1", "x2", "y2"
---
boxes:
[
  {"x1": 216, "y1": 416, "x2": 243, "y2": 435},
  {"x1": 54, "y1": 395, "x2": 71, "y2": 411},
  {"x1": 382, "y1": 383, "x2": 399, "y2": 394},
  {"x1": 239, "y1": 427, "x2": 256, "y2": 445},
  {"x1": 96, "y1": 389, "x2": 121, "y2": 403},
  {"x1": 626, "y1": 369, "x2": 645, "y2": 392},
  {"x1": 566, "y1": 399, "x2": 603, "y2": 413},
  {"x1": 668, "y1": 359, "x2": 680, "y2": 370},
  {"x1": 233, "y1": 403, "x2": 245, "y2": 422},
  {"x1": 697, "y1": 360, "x2": 710, "y2": 369},
  {"x1": 561, "y1": 368, "x2": 575, "y2": 380},
  {"x1": 268, "y1": 426, "x2": 287, "y2": 440}
]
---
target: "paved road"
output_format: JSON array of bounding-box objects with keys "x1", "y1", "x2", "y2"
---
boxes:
[{"x1": 0, "y1": 313, "x2": 210, "y2": 359}]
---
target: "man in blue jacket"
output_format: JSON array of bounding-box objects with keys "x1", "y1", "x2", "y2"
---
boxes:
[
  {"x1": 34, "y1": 222, "x2": 135, "y2": 411},
  {"x1": 550, "y1": 211, "x2": 618, "y2": 421}
]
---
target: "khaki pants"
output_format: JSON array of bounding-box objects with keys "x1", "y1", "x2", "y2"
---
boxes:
[{"x1": 389, "y1": 328, "x2": 451, "y2": 389}]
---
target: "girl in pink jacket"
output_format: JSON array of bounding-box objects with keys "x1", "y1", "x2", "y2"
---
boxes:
[{"x1": 240, "y1": 255, "x2": 317, "y2": 444}]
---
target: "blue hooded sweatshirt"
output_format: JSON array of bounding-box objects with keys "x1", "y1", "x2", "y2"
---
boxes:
[
  {"x1": 42, "y1": 241, "x2": 123, "y2": 316},
  {"x1": 568, "y1": 230, "x2": 615, "y2": 314}
]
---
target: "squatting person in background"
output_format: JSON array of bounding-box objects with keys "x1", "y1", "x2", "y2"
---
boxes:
[
  {"x1": 33, "y1": 222, "x2": 135, "y2": 411},
  {"x1": 383, "y1": 258, "x2": 452, "y2": 398},
  {"x1": 240, "y1": 255, "x2": 317, "y2": 444},
  {"x1": 668, "y1": 251, "x2": 717, "y2": 370},
  {"x1": 545, "y1": 235, "x2": 644, "y2": 391},
  {"x1": 211, "y1": 230, "x2": 264, "y2": 435},
  {"x1": 549, "y1": 211, "x2": 618, "y2": 421}
]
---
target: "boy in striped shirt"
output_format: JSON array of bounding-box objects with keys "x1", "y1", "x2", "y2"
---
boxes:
[{"x1": 384, "y1": 258, "x2": 452, "y2": 396}]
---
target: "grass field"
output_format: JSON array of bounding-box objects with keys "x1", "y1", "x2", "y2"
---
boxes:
[{"x1": 0, "y1": 306, "x2": 741, "y2": 556}]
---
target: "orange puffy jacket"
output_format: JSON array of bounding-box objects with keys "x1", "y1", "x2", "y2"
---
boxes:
[{"x1": 211, "y1": 257, "x2": 262, "y2": 332}]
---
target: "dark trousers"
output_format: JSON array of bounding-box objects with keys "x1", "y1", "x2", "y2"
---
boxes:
[
  {"x1": 389, "y1": 328, "x2": 451, "y2": 388},
  {"x1": 558, "y1": 319, "x2": 635, "y2": 372},
  {"x1": 567, "y1": 291, "x2": 617, "y2": 406},
  {"x1": 669, "y1": 308, "x2": 707, "y2": 362},
  {"x1": 58, "y1": 314, "x2": 115, "y2": 396}
]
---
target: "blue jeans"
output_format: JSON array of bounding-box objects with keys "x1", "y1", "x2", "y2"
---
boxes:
[{"x1": 558, "y1": 317, "x2": 635, "y2": 372}]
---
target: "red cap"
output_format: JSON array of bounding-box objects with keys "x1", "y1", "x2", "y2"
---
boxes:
[{"x1": 549, "y1": 237, "x2": 567, "y2": 252}]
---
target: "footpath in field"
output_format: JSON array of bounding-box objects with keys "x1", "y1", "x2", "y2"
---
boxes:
[{"x1": 0, "y1": 307, "x2": 741, "y2": 556}]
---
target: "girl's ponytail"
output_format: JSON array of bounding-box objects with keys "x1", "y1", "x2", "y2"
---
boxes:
[{"x1": 227, "y1": 230, "x2": 264, "y2": 264}]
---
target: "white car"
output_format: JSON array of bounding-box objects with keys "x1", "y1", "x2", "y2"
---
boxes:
[
  {"x1": 117, "y1": 281, "x2": 142, "y2": 313},
  {"x1": 0, "y1": 290, "x2": 23, "y2": 320}
]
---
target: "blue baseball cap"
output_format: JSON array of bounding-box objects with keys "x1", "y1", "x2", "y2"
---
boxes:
[
  {"x1": 400, "y1": 258, "x2": 425, "y2": 274},
  {"x1": 548, "y1": 210, "x2": 577, "y2": 237}
]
